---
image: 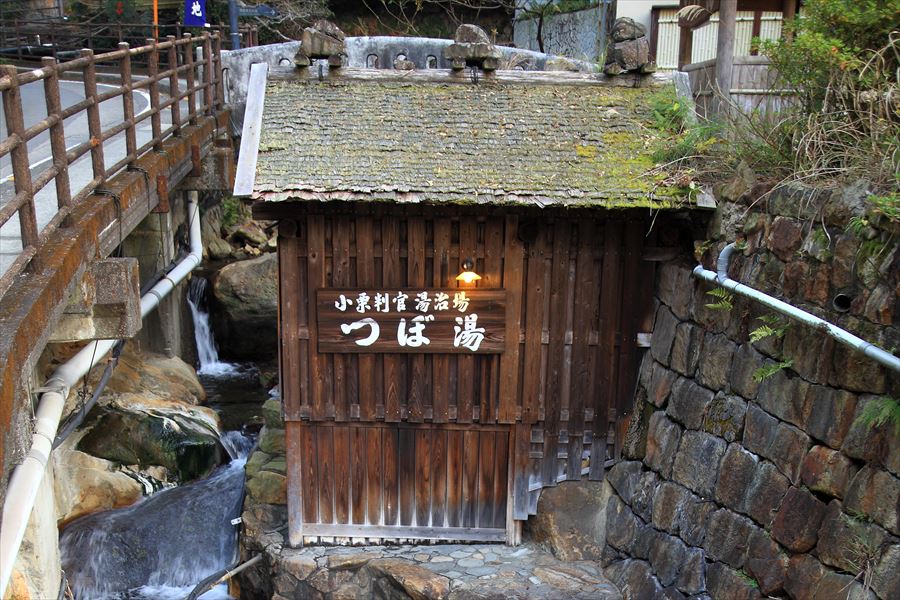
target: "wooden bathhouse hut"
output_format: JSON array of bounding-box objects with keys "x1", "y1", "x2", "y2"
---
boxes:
[{"x1": 235, "y1": 38, "x2": 695, "y2": 546}]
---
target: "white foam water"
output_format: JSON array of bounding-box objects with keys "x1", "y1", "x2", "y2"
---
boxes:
[{"x1": 187, "y1": 277, "x2": 238, "y2": 376}]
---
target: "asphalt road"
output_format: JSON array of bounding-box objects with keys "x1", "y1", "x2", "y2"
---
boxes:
[{"x1": 0, "y1": 78, "x2": 163, "y2": 277}]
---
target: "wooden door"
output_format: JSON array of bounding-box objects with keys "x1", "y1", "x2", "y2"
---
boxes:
[{"x1": 286, "y1": 422, "x2": 509, "y2": 544}]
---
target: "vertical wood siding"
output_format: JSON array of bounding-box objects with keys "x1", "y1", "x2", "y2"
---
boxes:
[{"x1": 278, "y1": 205, "x2": 652, "y2": 540}]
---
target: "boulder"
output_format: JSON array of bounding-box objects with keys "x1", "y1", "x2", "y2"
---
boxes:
[
  {"x1": 527, "y1": 480, "x2": 609, "y2": 561},
  {"x1": 77, "y1": 394, "x2": 224, "y2": 482},
  {"x1": 454, "y1": 24, "x2": 491, "y2": 44},
  {"x1": 368, "y1": 558, "x2": 450, "y2": 600},
  {"x1": 212, "y1": 253, "x2": 279, "y2": 359},
  {"x1": 52, "y1": 434, "x2": 143, "y2": 526},
  {"x1": 100, "y1": 345, "x2": 205, "y2": 405},
  {"x1": 611, "y1": 17, "x2": 647, "y2": 42},
  {"x1": 609, "y1": 38, "x2": 650, "y2": 72}
]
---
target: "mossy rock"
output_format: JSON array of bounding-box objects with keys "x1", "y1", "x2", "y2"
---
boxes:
[
  {"x1": 262, "y1": 398, "x2": 284, "y2": 428},
  {"x1": 245, "y1": 450, "x2": 272, "y2": 479},
  {"x1": 78, "y1": 409, "x2": 223, "y2": 482},
  {"x1": 246, "y1": 470, "x2": 287, "y2": 505},
  {"x1": 259, "y1": 426, "x2": 286, "y2": 455},
  {"x1": 261, "y1": 457, "x2": 287, "y2": 476}
]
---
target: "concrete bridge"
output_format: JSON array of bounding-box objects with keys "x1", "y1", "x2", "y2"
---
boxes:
[{"x1": 0, "y1": 32, "x2": 235, "y2": 594}]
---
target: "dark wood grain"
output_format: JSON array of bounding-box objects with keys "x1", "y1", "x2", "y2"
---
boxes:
[
  {"x1": 415, "y1": 428, "x2": 432, "y2": 527},
  {"x1": 356, "y1": 216, "x2": 378, "y2": 420},
  {"x1": 351, "y1": 426, "x2": 366, "y2": 524},
  {"x1": 382, "y1": 218, "x2": 404, "y2": 422},
  {"x1": 498, "y1": 215, "x2": 524, "y2": 423},
  {"x1": 407, "y1": 217, "x2": 427, "y2": 422},
  {"x1": 366, "y1": 426, "x2": 383, "y2": 525}
]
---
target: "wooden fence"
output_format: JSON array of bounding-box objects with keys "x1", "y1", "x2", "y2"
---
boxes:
[{"x1": 684, "y1": 55, "x2": 793, "y2": 117}]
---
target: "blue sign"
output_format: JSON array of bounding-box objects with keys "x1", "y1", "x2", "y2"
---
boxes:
[{"x1": 184, "y1": 0, "x2": 208, "y2": 27}]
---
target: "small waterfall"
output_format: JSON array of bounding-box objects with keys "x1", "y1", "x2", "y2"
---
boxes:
[
  {"x1": 60, "y1": 434, "x2": 253, "y2": 600},
  {"x1": 187, "y1": 278, "x2": 236, "y2": 376}
]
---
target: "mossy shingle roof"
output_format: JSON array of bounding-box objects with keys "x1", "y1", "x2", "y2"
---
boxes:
[{"x1": 253, "y1": 72, "x2": 687, "y2": 208}]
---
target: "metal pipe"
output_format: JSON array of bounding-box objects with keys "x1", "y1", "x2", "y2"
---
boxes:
[
  {"x1": 693, "y1": 243, "x2": 900, "y2": 373},
  {"x1": 0, "y1": 194, "x2": 203, "y2": 598}
]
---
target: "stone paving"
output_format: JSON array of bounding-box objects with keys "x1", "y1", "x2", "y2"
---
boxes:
[{"x1": 256, "y1": 539, "x2": 622, "y2": 599}]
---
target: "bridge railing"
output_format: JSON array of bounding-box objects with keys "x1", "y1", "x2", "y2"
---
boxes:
[{"x1": 0, "y1": 31, "x2": 225, "y2": 297}]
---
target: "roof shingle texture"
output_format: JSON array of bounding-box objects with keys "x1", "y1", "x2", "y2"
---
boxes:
[{"x1": 254, "y1": 76, "x2": 684, "y2": 208}]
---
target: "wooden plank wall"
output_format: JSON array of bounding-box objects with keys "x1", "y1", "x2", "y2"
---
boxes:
[
  {"x1": 287, "y1": 422, "x2": 508, "y2": 543},
  {"x1": 277, "y1": 205, "x2": 651, "y2": 530}
]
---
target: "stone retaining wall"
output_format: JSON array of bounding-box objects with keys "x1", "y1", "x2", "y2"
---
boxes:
[{"x1": 602, "y1": 180, "x2": 899, "y2": 599}]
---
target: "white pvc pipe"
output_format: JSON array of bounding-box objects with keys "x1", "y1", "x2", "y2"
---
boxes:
[
  {"x1": 0, "y1": 194, "x2": 203, "y2": 597},
  {"x1": 693, "y1": 243, "x2": 900, "y2": 373}
]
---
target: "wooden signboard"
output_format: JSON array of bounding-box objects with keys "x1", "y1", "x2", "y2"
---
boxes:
[{"x1": 317, "y1": 289, "x2": 506, "y2": 353}]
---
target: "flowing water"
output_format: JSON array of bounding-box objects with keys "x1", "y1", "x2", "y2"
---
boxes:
[
  {"x1": 59, "y1": 433, "x2": 253, "y2": 600},
  {"x1": 58, "y1": 277, "x2": 266, "y2": 599},
  {"x1": 187, "y1": 277, "x2": 237, "y2": 377}
]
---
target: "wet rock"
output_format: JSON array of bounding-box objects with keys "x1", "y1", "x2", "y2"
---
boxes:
[
  {"x1": 622, "y1": 397, "x2": 654, "y2": 460},
  {"x1": 259, "y1": 426, "x2": 286, "y2": 455},
  {"x1": 245, "y1": 470, "x2": 287, "y2": 505},
  {"x1": 630, "y1": 470, "x2": 660, "y2": 523},
  {"x1": 702, "y1": 393, "x2": 747, "y2": 442},
  {"x1": 651, "y1": 481, "x2": 692, "y2": 534},
  {"x1": 872, "y1": 544, "x2": 900, "y2": 600},
  {"x1": 606, "y1": 460, "x2": 643, "y2": 504},
  {"x1": 605, "y1": 559, "x2": 663, "y2": 599},
  {"x1": 800, "y1": 445, "x2": 857, "y2": 498},
  {"x1": 678, "y1": 496, "x2": 715, "y2": 547},
  {"x1": 784, "y1": 554, "x2": 826, "y2": 600},
  {"x1": 670, "y1": 323, "x2": 703, "y2": 376},
  {"x1": 804, "y1": 386, "x2": 858, "y2": 449},
  {"x1": 648, "y1": 533, "x2": 687, "y2": 587},
  {"x1": 843, "y1": 465, "x2": 900, "y2": 535},
  {"x1": 656, "y1": 261, "x2": 693, "y2": 320},
  {"x1": 743, "y1": 403, "x2": 809, "y2": 483},
  {"x1": 744, "y1": 461, "x2": 790, "y2": 527},
  {"x1": 262, "y1": 397, "x2": 284, "y2": 428},
  {"x1": 671, "y1": 430, "x2": 726, "y2": 497},
  {"x1": 228, "y1": 221, "x2": 269, "y2": 246},
  {"x1": 675, "y1": 547, "x2": 705, "y2": 595},
  {"x1": 52, "y1": 437, "x2": 143, "y2": 525},
  {"x1": 696, "y1": 333, "x2": 736, "y2": 390},
  {"x1": 813, "y1": 569, "x2": 878, "y2": 600},
  {"x1": 368, "y1": 558, "x2": 450, "y2": 600},
  {"x1": 101, "y1": 346, "x2": 205, "y2": 405},
  {"x1": 644, "y1": 411, "x2": 682, "y2": 478},
  {"x1": 729, "y1": 344, "x2": 766, "y2": 399},
  {"x1": 666, "y1": 378, "x2": 713, "y2": 430},
  {"x1": 706, "y1": 562, "x2": 762, "y2": 600},
  {"x1": 755, "y1": 369, "x2": 811, "y2": 429},
  {"x1": 527, "y1": 480, "x2": 607, "y2": 561},
  {"x1": 78, "y1": 396, "x2": 223, "y2": 482},
  {"x1": 245, "y1": 450, "x2": 271, "y2": 479},
  {"x1": 650, "y1": 306, "x2": 679, "y2": 366},
  {"x1": 744, "y1": 528, "x2": 787, "y2": 596},
  {"x1": 703, "y1": 508, "x2": 756, "y2": 569},
  {"x1": 816, "y1": 499, "x2": 888, "y2": 574},
  {"x1": 842, "y1": 395, "x2": 900, "y2": 477},
  {"x1": 606, "y1": 495, "x2": 641, "y2": 552},
  {"x1": 714, "y1": 443, "x2": 758, "y2": 513},
  {"x1": 767, "y1": 216, "x2": 803, "y2": 261},
  {"x1": 771, "y1": 487, "x2": 827, "y2": 552},
  {"x1": 648, "y1": 361, "x2": 678, "y2": 407},
  {"x1": 212, "y1": 253, "x2": 278, "y2": 359}
]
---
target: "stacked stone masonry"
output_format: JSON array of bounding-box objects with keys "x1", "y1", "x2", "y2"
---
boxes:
[{"x1": 603, "y1": 183, "x2": 899, "y2": 600}]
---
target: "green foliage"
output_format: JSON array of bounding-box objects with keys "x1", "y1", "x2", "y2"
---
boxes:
[
  {"x1": 749, "y1": 314, "x2": 789, "y2": 343},
  {"x1": 867, "y1": 192, "x2": 900, "y2": 224},
  {"x1": 221, "y1": 196, "x2": 241, "y2": 228},
  {"x1": 705, "y1": 287, "x2": 734, "y2": 311},
  {"x1": 856, "y1": 396, "x2": 900, "y2": 436},
  {"x1": 646, "y1": 86, "x2": 723, "y2": 165},
  {"x1": 752, "y1": 359, "x2": 793, "y2": 383},
  {"x1": 761, "y1": 0, "x2": 899, "y2": 111}
]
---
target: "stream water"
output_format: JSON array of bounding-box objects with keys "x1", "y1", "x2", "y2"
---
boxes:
[{"x1": 59, "y1": 277, "x2": 266, "y2": 600}]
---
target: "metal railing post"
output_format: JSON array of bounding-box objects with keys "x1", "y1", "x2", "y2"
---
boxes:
[
  {"x1": 183, "y1": 33, "x2": 197, "y2": 127},
  {"x1": 80, "y1": 49, "x2": 106, "y2": 184},
  {"x1": 40, "y1": 56, "x2": 72, "y2": 209},
  {"x1": 167, "y1": 36, "x2": 182, "y2": 136},
  {"x1": 146, "y1": 38, "x2": 163, "y2": 152},
  {"x1": 0, "y1": 66, "x2": 39, "y2": 260},
  {"x1": 118, "y1": 43, "x2": 137, "y2": 165}
]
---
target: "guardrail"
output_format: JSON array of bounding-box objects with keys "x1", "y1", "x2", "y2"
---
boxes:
[
  {"x1": 0, "y1": 31, "x2": 225, "y2": 296},
  {"x1": 0, "y1": 20, "x2": 258, "y2": 62}
]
